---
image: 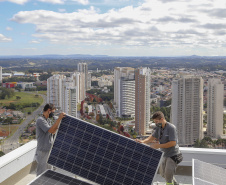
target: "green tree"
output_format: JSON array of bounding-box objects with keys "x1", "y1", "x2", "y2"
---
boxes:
[
  {"x1": 0, "y1": 87, "x2": 15, "y2": 99},
  {"x1": 39, "y1": 73, "x2": 52, "y2": 81},
  {"x1": 0, "y1": 151, "x2": 5, "y2": 157},
  {"x1": 202, "y1": 136, "x2": 213, "y2": 145},
  {"x1": 194, "y1": 139, "x2": 200, "y2": 148},
  {"x1": 199, "y1": 139, "x2": 209, "y2": 148},
  {"x1": 91, "y1": 81, "x2": 98, "y2": 86}
]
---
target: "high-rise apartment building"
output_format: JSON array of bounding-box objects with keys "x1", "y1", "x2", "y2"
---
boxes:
[
  {"x1": 0, "y1": 66, "x2": 2, "y2": 83},
  {"x1": 171, "y1": 75, "x2": 203, "y2": 146},
  {"x1": 61, "y1": 78, "x2": 77, "y2": 117},
  {"x1": 114, "y1": 67, "x2": 135, "y2": 117},
  {"x1": 87, "y1": 73, "x2": 92, "y2": 90},
  {"x1": 207, "y1": 78, "x2": 224, "y2": 138},
  {"x1": 47, "y1": 74, "x2": 65, "y2": 108},
  {"x1": 120, "y1": 77, "x2": 135, "y2": 117},
  {"x1": 71, "y1": 72, "x2": 85, "y2": 102},
  {"x1": 135, "y1": 67, "x2": 151, "y2": 135},
  {"x1": 47, "y1": 74, "x2": 81, "y2": 117},
  {"x1": 77, "y1": 63, "x2": 89, "y2": 90}
]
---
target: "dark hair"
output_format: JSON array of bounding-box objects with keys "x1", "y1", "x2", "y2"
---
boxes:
[
  {"x1": 43, "y1": 103, "x2": 55, "y2": 112},
  {"x1": 152, "y1": 111, "x2": 165, "y2": 120}
]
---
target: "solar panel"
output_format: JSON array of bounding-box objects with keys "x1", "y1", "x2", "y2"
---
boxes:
[
  {"x1": 192, "y1": 159, "x2": 226, "y2": 185},
  {"x1": 28, "y1": 170, "x2": 92, "y2": 185},
  {"x1": 48, "y1": 115, "x2": 163, "y2": 185}
]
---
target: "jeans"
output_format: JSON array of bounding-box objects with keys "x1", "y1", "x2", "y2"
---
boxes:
[{"x1": 159, "y1": 157, "x2": 178, "y2": 185}]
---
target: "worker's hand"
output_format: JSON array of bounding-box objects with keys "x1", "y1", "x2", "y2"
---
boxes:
[
  {"x1": 135, "y1": 139, "x2": 143, "y2": 143},
  {"x1": 150, "y1": 143, "x2": 160, "y2": 149},
  {"x1": 58, "y1": 112, "x2": 66, "y2": 120}
]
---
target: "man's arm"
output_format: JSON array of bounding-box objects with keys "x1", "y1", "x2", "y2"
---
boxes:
[
  {"x1": 137, "y1": 135, "x2": 157, "y2": 144},
  {"x1": 151, "y1": 141, "x2": 176, "y2": 149},
  {"x1": 48, "y1": 113, "x2": 65, "y2": 134}
]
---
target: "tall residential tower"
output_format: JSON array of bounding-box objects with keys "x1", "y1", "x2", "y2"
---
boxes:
[
  {"x1": 47, "y1": 74, "x2": 65, "y2": 109},
  {"x1": 135, "y1": 67, "x2": 151, "y2": 135},
  {"x1": 0, "y1": 66, "x2": 2, "y2": 83},
  {"x1": 77, "y1": 63, "x2": 89, "y2": 91},
  {"x1": 171, "y1": 75, "x2": 203, "y2": 146},
  {"x1": 114, "y1": 67, "x2": 135, "y2": 117},
  {"x1": 207, "y1": 78, "x2": 224, "y2": 138}
]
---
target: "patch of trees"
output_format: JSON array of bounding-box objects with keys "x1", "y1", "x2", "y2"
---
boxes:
[
  {"x1": 96, "y1": 113, "x2": 116, "y2": 128},
  {"x1": 5, "y1": 102, "x2": 40, "y2": 110},
  {"x1": 27, "y1": 69, "x2": 43, "y2": 73},
  {"x1": 36, "y1": 86, "x2": 47, "y2": 91},
  {"x1": 91, "y1": 81, "x2": 98, "y2": 86},
  {"x1": 3, "y1": 77, "x2": 36, "y2": 83},
  {"x1": 24, "y1": 88, "x2": 36, "y2": 91},
  {"x1": 99, "y1": 93, "x2": 114, "y2": 102},
  {"x1": 39, "y1": 72, "x2": 52, "y2": 81},
  {"x1": 86, "y1": 85, "x2": 114, "y2": 102},
  {"x1": 0, "y1": 87, "x2": 15, "y2": 99},
  {"x1": 194, "y1": 137, "x2": 226, "y2": 149},
  {"x1": 0, "y1": 151, "x2": 5, "y2": 157},
  {"x1": 91, "y1": 70, "x2": 113, "y2": 77}
]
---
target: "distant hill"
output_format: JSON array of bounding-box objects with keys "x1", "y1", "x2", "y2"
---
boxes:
[
  {"x1": 0, "y1": 54, "x2": 109, "y2": 59},
  {"x1": 1, "y1": 55, "x2": 226, "y2": 72}
]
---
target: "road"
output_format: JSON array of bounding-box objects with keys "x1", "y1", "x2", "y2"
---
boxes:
[{"x1": 2, "y1": 93, "x2": 47, "y2": 154}]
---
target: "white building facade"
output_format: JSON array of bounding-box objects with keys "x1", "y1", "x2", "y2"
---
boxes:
[
  {"x1": 71, "y1": 72, "x2": 85, "y2": 103},
  {"x1": 207, "y1": 78, "x2": 224, "y2": 138},
  {"x1": 172, "y1": 75, "x2": 203, "y2": 146},
  {"x1": 120, "y1": 78, "x2": 135, "y2": 117},
  {"x1": 114, "y1": 67, "x2": 135, "y2": 117},
  {"x1": 0, "y1": 66, "x2": 2, "y2": 83},
  {"x1": 47, "y1": 75, "x2": 66, "y2": 109},
  {"x1": 62, "y1": 85, "x2": 77, "y2": 117},
  {"x1": 77, "y1": 63, "x2": 89, "y2": 91}
]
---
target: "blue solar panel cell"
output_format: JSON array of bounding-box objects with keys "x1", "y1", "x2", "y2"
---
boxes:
[
  {"x1": 28, "y1": 170, "x2": 92, "y2": 185},
  {"x1": 48, "y1": 115, "x2": 163, "y2": 185}
]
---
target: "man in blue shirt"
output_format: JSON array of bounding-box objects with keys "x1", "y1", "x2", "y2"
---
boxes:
[
  {"x1": 35, "y1": 103, "x2": 65, "y2": 176},
  {"x1": 137, "y1": 111, "x2": 181, "y2": 185}
]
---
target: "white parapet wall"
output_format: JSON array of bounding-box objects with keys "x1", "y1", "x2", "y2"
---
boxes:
[
  {"x1": 180, "y1": 147, "x2": 226, "y2": 168},
  {"x1": 0, "y1": 140, "x2": 37, "y2": 183},
  {"x1": 0, "y1": 140, "x2": 226, "y2": 184}
]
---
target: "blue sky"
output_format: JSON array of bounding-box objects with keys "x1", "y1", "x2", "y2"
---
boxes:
[{"x1": 0, "y1": 0, "x2": 226, "y2": 56}]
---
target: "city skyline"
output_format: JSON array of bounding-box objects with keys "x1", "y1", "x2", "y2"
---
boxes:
[{"x1": 0, "y1": 0, "x2": 226, "y2": 56}]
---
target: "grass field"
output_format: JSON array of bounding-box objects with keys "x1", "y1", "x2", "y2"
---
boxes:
[
  {"x1": 37, "y1": 91, "x2": 47, "y2": 96},
  {"x1": 0, "y1": 92, "x2": 43, "y2": 113}
]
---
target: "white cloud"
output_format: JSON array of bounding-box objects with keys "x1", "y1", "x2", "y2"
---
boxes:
[
  {"x1": 0, "y1": 0, "x2": 29, "y2": 5},
  {"x1": 6, "y1": 26, "x2": 13, "y2": 31},
  {"x1": 71, "y1": 0, "x2": 89, "y2": 5},
  {"x1": 23, "y1": 48, "x2": 37, "y2": 50},
  {"x1": 30, "y1": 40, "x2": 40, "y2": 43},
  {"x1": 0, "y1": 0, "x2": 89, "y2": 4},
  {"x1": 38, "y1": 0, "x2": 64, "y2": 4},
  {"x1": 10, "y1": 0, "x2": 226, "y2": 52},
  {"x1": 0, "y1": 34, "x2": 12, "y2": 42},
  {"x1": 58, "y1": 9, "x2": 66, "y2": 12}
]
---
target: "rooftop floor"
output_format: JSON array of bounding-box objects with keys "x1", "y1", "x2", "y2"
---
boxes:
[{"x1": 15, "y1": 168, "x2": 192, "y2": 185}]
